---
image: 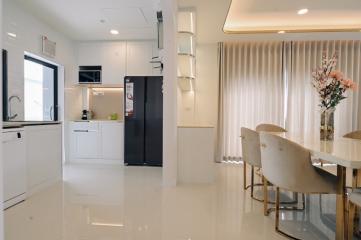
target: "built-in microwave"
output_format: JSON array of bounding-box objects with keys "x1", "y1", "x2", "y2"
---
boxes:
[{"x1": 79, "y1": 66, "x2": 102, "y2": 84}]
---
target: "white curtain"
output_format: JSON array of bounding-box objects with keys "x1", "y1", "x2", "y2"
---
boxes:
[
  {"x1": 285, "y1": 40, "x2": 361, "y2": 139},
  {"x1": 218, "y1": 41, "x2": 285, "y2": 160}
]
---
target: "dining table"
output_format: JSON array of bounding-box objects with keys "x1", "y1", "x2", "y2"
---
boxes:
[{"x1": 277, "y1": 133, "x2": 361, "y2": 240}]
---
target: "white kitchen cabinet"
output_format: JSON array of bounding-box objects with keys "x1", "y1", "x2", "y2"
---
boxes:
[
  {"x1": 101, "y1": 122, "x2": 124, "y2": 161},
  {"x1": 26, "y1": 124, "x2": 62, "y2": 196},
  {"x1": 126, "y1": 41, "x2": 159, "y2": 76},
  {"x1": 69, "y1": 121, "x2": 124, "y2": 164},
  {"x1": 78, "y1": 42, "x2": 126, "y2": 85},
  {"x1": 3, "y1": 128, "x2": 26, "y2": 209},
  {"x1": 70, "y1": 122, "x2": 101, "y2": 160}
]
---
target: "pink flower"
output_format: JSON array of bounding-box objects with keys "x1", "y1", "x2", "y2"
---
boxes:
[
  {"x1": 342, "y1": 79, "x2": 357, "y2": 90},
  {"x1": 330, "y1": 70, "x2": 343, "y2": 81}
]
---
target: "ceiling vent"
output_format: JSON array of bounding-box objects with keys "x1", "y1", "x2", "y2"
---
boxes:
[{"x1": 42, "y1": 36, "x2": 56, "y2": 58}]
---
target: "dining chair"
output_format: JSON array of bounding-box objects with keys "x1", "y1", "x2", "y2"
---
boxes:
[
  {"x1": 241, "y1": 127, "x2": 300, "y2": 205},
  {"x1": 345, "y1": 130, "x2": 361, "y2": 239},
  {"x1": 344, "y1": 130, "x2": 361, "y2": 140},
  {"x1": 348, "y1": 191, "x2": 361, "y2": 240},
  {"x1": 255, "y1": 123, "x2": 287, "y2": 133},
  {"x1": 260, "y1": 133, "x2": 338, "y2": 239},
  {"x1": 241, "y1": 127, "x2": 263, "y2": 201}
]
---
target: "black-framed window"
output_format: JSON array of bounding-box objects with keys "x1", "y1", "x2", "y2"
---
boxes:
[{"x1": 24, "y1": 55, "x2": 58, "y2": 121}]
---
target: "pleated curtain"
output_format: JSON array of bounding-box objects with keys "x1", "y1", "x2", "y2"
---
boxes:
[
  {"x1": 218, "y1": 41, "x2": 285, "y2": 161},
  {"x1": 285, "y1": 40, "x2": 361, "y2": 139},
  {"x1": 217, "y1": 40, "x2": 361, "y2": 161}
]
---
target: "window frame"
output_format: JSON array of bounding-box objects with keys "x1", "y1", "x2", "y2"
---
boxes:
[{"x1": 24, "y1": 55, "x2": 58, "y2": 121}]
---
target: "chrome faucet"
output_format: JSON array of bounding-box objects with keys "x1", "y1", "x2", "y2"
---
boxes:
[{"x1": 8, "y1": 95, "x2": 21, "y2": 120}]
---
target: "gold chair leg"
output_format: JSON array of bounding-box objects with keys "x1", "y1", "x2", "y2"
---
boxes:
[
  {"x1": 275, "y1": 187, "x2": 302, "y2": 240},
  {"x1": 263, "y1": 176, "x2": 268, "y2": 216},
  {"x1": 251, "y1": 166, "x2": 255, "y2": 198},
  {"x1": 243, "y1": 162, "x2": 247, "y2": 190},
  {"x1": 348, "y1": 200, "x2": 355, "y2": 240}
]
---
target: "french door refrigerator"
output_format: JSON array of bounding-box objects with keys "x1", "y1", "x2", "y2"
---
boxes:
[{"x1": 124, "y1": 76, "x2": 163, "y2": 166}]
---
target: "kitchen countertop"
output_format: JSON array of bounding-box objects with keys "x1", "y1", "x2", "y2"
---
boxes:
[{"x1": 3, "y1": 121, "x2": 62, "y2": 129}]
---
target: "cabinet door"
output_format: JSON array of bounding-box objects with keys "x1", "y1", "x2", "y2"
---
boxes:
[
  {"x1": 101, "y1": 42, "x2": 126, "y2": 85},
  {"x1": 26, "y1": 125, "x2": 62, "y2": 192},
  {"x1": 73, "y1": 130, "x2": 101, "y2": 159},
  {"x1": 101, "y1": 122, "x2": 124, "y2": 161},
  {"x1": 78, "y1": 42, "x2": 126, "y2": 85},
  {"x1": 126, "y1": 41, "x2": 153, "y2": 76}
]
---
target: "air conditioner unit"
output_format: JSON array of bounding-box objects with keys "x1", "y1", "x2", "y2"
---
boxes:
[{"x1": 42, "y1": 36, "x2": 56, "y2": 58}]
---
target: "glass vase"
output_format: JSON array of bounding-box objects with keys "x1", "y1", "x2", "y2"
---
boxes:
[{"x1": 320, "y1": 108, "x2": 335, "y2": 141}]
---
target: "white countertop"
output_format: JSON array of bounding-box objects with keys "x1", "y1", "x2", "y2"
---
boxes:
[{"x1": 3, "y1": 121, "x2": 62, "y2": 129}]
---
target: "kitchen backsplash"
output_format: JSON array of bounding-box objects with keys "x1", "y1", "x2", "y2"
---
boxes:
[{"x1": 89, "y1": 88, "x2": 124, "y2": 120}]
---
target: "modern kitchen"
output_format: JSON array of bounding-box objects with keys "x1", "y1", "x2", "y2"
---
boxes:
[
  {"x1": 1, "y1": 0, "x2": 169, "y2": 206},
  {"x1": 0, "y1": 0, "x2": 218, "y2": 238}
]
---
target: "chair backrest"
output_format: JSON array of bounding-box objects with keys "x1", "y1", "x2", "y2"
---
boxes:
[
  {"x1": 259, "y1": 133, "x2": 331, "y2": 193},
  {"x1": 241, "y1": 127, "x2": 261, "y2": 168},
  {"x1": 344, "y1": 130, "x2": 361, "y2": 140},
  {"x1": 256, "y1": 123, "x2": 287, "y2": 133}
]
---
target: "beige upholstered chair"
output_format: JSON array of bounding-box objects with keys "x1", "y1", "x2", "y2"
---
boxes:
[
  {"x1": 259, "y1": 133, "x2": 338, "y2": 239},
  {"x1": 241, "y1": 127, "x2": 262, "y2": 201},
  {"x1": 241, "y1": 127, "x2": 300, "y2": 204},
  {"x1": 348, "y1": 191, "x2": 361, "y2": 239},
  {"x1": 345, "y1": 130, "x2": 361, "y2": 239},
  {"x1": 255, "y1": 123, "x2": 287, "y2": 133},
  {"x1": 344, "y1": 130, "x2": 361, "y2": 140}
]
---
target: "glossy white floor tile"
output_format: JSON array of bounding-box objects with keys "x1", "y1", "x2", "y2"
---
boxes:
[{"x1": 4, "y1": 163, "x2": 348, "y2": 240}]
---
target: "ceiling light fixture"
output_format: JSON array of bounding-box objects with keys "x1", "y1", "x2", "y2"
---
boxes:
[
  {"x1": 110, "y1": 29, "x2": 119, "y2": 35},
  {"x1": 297, "y1": 8, "x2": 309, "y2": 15},
  {"x1": 278, "y1": 30, "x2": 286, "y2": 34}
]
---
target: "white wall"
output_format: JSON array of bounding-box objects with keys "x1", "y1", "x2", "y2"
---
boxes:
[
  {"x1": 178, "y1": 43, "x2": 219, "y2": 127},
  {"x1": 2, "y1": 0, "x2": 82, "y2": 121},
  {"x1": 161, "y1": 0, "x2": 178, "y2": 186},
  {"x1": 0, "y1": 0, "x2": 4, "y2": 238}
]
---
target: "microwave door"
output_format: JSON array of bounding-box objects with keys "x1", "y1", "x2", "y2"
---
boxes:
[{"x1": 79, "y1": 71, "x2": 100, "y2": 83}]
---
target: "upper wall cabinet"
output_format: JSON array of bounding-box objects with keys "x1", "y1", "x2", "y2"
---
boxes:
[
  {"x1": 126, "y1": 41, "x2": 160, "y2": 76},
  {"x1": 78, "y1": 42, "x2": 126, "y2": 86},
  {"x1": 77, "y1": 41, "x2": 160, "y2": 86}
]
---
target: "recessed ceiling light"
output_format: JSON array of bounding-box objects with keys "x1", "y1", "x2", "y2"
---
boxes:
[
  {"x1": 278, "y1": 30, "x2": 286, "y2": 34},
  {"x1": 7, "y1": 32, "x2": 17, "y2": 38},
  {"x1": 297, "y1": 8, "x2": 309, "y2": 15},
  {"x1": 110, "y1": 29, "x2": 119, "y2": 35}
]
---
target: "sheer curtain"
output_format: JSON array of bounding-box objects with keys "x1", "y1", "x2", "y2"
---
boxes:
[
  {"x1": 218, "y1": 41, "x2": 285, "y2": 160},
  {"x1": 285, "y1": 40, "x2": 361, "y2": 139}
]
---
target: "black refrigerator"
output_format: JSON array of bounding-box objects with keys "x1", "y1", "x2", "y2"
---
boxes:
[{"x1": 124, "y1": 76, "x2": 163, "y2": 166}]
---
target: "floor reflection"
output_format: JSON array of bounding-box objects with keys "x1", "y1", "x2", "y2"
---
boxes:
[{"x1": 4, "y1": 163, "x2": 360, "y2": 240}]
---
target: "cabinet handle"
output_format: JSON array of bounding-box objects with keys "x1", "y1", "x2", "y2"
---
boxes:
[
  {"x1": 73, "y1": 130, "x2": 98, "y2": 133},
  {"x1": 74, "y1": 130, "x2": 88, "y2": 133}
]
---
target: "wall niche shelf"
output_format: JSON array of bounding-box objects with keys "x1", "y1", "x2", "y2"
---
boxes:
[{"x1": 177, "y1": 10, "x2": 196, "y2": 92}]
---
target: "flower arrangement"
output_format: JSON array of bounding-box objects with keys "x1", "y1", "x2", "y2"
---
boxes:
[
  {"x1": 312, "y1": 53, "x2": 357, "y2": 112},
  {"x1": 312, "y1": 53, "x2": 357, "y2": 140}
]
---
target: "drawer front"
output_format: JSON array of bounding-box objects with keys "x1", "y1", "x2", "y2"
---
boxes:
[{"x1": 71, "y1": 122, "x2": 99, "y2": 131}]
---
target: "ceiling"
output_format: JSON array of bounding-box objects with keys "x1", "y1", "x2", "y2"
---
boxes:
[
  {"x1": 179, "y1": 0, "x2": 361, "y2": 43},
  {"x1": 14, "y1": 0, "x2": 161, "y2": 41},
  {"x1": 224, "y1": 0, "x2": 361, "y2": 33}
]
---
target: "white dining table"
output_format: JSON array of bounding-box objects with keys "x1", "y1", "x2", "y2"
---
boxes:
[{"x1": 280, "y1": 133, "x2": 361, "y2": 240}]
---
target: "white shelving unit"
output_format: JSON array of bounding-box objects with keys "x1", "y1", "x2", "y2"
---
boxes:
[{"x1": 177, "y1": 11, "x2": 196, "y2": 91}]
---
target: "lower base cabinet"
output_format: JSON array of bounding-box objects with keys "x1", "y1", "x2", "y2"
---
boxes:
[
  {"x1": 69, "y1": 121, "x2": 124, "y2": 164},
  {"x1": 26, "y1": 124, "x2": 62, "y2": 196}
]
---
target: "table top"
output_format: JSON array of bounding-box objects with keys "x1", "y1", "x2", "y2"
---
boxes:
[{"x1": 274, "y1": 133, "x2": 361, "y2": 169}]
